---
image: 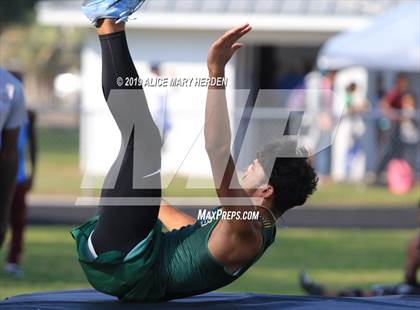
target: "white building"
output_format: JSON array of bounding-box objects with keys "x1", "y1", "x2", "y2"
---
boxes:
[{"x1": 37, "y1": 0, "x2": 404, "y2": 188}]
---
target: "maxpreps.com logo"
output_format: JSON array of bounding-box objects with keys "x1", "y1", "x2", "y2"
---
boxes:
[
  {"x1": 197, "y1": 208, "x2": 219, "y2": 226},
  {"x1": 197, "y1": 208, "x2": 260, "y2": 225}
]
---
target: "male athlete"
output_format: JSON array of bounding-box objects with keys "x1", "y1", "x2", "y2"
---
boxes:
[{"x1": 73, "y1": 0, "x2": 318, "y2": 302}]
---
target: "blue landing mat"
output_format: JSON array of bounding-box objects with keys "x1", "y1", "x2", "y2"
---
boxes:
[{"x1": 2, "y1": 289, "x2": 420, "y2": 309}]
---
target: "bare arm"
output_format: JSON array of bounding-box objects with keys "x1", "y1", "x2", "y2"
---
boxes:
[
  {"x1": 204, "y1": 26, "x2": 264, "y2": 272},
  {"x1": 158, "y1": 201, "x2": 196, "y2": 231},
  {"x1": 204, "y1": 24, "x2": 252, "y2": 205},
  {"x1": 24, "y1": 110, "x2": 38, "y2": 191}
]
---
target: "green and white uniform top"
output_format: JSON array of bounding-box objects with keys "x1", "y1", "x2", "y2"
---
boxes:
[{"x1": 71, "y1": 208, "x2": 276, "y2": 302}]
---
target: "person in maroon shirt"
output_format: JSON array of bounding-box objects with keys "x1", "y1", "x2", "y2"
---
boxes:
[
  {"x1": 375, "y1": 74, "x2": 409, "y2": 181},
  {"x1": 383, "y1": 75, "x2": 408, "y2": 111}
]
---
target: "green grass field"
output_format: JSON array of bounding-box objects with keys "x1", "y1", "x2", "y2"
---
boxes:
[
  {"x1": 34, "y1": 128, "x2": 419, "y2": 207},
  {"x1": 34, "y1": 128, "x2": 82, "y2": 196},
  {"x1": 0, "y1": 226, "x2": 414, "y2": 299}
]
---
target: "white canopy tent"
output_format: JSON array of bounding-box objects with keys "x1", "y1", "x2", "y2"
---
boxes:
[{"x1": 317, "y1": 1, "x2": 420, "y2": 72}]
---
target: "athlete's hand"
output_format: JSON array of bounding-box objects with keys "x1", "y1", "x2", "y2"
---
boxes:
[{"x1": 207, "y1": 24, "x2": 252, "y2": 75}]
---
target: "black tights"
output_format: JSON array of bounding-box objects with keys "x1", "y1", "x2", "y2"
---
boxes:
[{"x1": 91, "y1": 31, "x2": 161, "y2": 255}]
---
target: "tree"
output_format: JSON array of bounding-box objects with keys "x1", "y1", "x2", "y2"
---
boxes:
[
  {"x1": 0, "y1": 0, "x2": 40, "y2": 32},
  {"x1": 0, "y1": 1, "x2": 83, "y2": 105}
]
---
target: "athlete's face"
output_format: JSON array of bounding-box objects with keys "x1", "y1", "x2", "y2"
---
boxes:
[
  {"x1": 241, "y1": 159, "x2": 275, "y2": 206},
  {"x1": 241, "y1": 159, "x2": 267, "y2": 193}
]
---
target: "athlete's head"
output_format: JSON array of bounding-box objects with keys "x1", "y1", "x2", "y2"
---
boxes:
[{"x1": 241, "y1": 139, "x2": 318, "y2": 216}]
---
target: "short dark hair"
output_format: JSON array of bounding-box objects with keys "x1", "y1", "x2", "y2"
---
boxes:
[{"x1": 256, "y1": 139, "x2": 318, "y2": 214}]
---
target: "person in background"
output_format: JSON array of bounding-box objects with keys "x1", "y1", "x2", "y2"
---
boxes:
[
  {"x1": 147, "y1": 63, "x2": 171, "y2": 143},
  {"x1": 398, "y1": 93, "x2": 419, "y2": 170},
  {"x1": 3, "y1": 98, "x2": 37, "y2": 277},
  {"x1": 300, "y1": 201, "x2": 420, "y2": 297},
  {"x1": 375, "y1": 74, "x2": 409, "y2": 183},
  {"x1": 0, "y1": 68, "x2": 27, "y2": 249},
  {"x1": 314, "y1": 70, "x2": 336, "y2": 184},
  {"x1": 332, "y1": 82, "x2": 368, "y2": 182}
]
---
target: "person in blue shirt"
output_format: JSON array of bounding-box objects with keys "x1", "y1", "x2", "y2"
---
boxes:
[
  {"x1": 0, "y1": 68, "x2": 27, "y2": 249},
  {"x1": 3, "y1": 102, "x2": 37, "y2": 277}
]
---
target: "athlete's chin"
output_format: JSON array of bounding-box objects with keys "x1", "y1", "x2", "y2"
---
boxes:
[{"x1": 242, "y1": 186, "x2": 257, "y2": 197}]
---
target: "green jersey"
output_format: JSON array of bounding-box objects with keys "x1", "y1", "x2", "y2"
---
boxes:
[{"x1": 71, "y1": 208, "x2": 276, "y2": 302}]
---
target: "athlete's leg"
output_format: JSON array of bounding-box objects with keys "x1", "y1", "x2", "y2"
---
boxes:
[{"x1": 91, "y1": 20, "x2": 162, "y2": 255}]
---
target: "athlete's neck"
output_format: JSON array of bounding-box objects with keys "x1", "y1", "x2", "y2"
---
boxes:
[{"x1": 256, "y1": 205, "x2": 277, "y2": 226}]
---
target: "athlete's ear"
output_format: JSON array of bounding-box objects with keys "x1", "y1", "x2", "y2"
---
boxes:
[{"x1": 255, "y1": 184, "x2": 274, "y2": 199}]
